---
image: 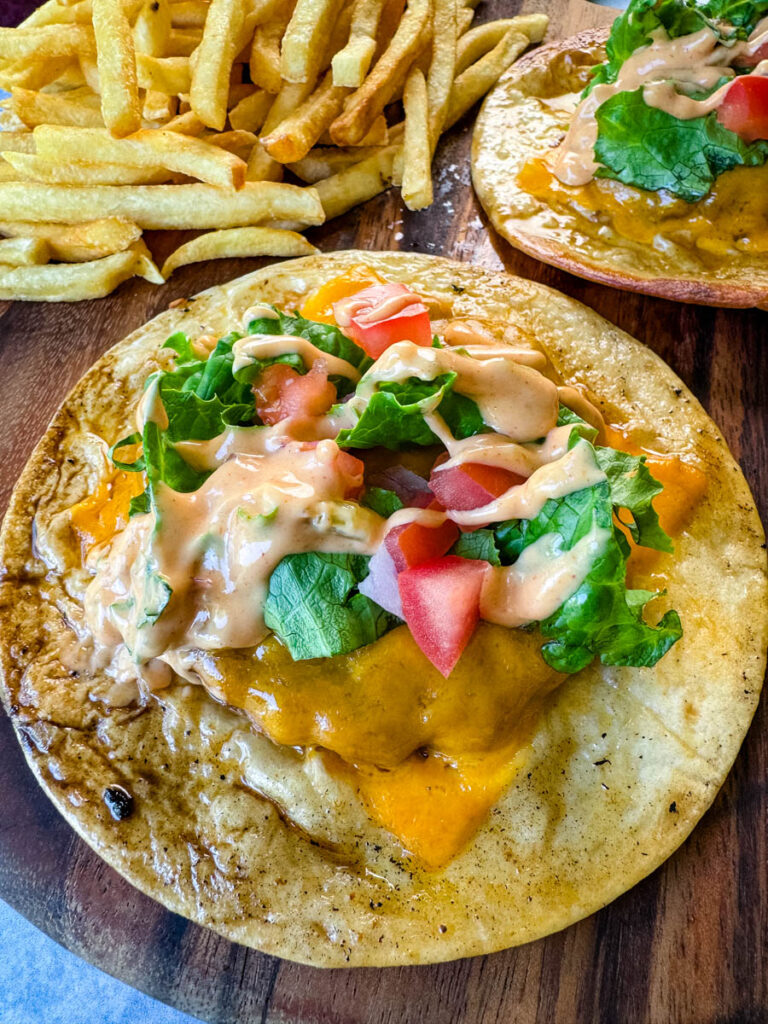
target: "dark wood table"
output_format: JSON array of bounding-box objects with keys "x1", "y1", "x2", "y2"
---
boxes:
[{"x1": 1, "y1": 1, "x2": 767, "y2": 1021}]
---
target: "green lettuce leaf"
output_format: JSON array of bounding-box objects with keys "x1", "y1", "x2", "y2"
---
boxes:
[
  {"x1": 594, "y1": 89, "x2": 768, "y2": 201},
  {"x1": 451, "y1": 529, "x2": 502, "y2": 566},
  {"x1": 594, "y1": 445, "x2": 673, "y2": 552},
  {"x1": 361, "y1": 487, "x2": 405, "y2": 517},
  {"x1": 494, "y1": 473, "x2": 681, "y2": 672},
  {"x1": 264, "y1": 552, "x2": 399, "y2": 659},
  {"x1": 338, "y1": 374, "x2": 486, "y2": 450},
  {"x1": 587, "y1": 0, "x2": 768, "y2": 94},
  {"x1": 243, "y1": 308, "x2": 371, "y2": 397}
]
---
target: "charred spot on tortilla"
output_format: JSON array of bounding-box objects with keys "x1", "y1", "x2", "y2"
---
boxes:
[{"x1": 0, "y1": 251, "x2": 765, "y2": 967}]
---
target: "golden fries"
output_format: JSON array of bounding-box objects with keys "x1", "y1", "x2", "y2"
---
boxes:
[
  {"x1": 262, "y1": 71, "x2": 349, "y2": 163},
  {"x1": 2, "y1": 152, "x2": 172, "y2": 185},
  {"x1": 134, "y1": 0, "x2": 172, "y2": 57},
  {"x1": 136, "y1": 55, "x2": 191, "y2": 95},
  {"x1": 314, "y1": 144, "x2": 398, "y2": 220},
  {"x1": 161, "y1": 226, "x2": 317, "y2": 276},
  {"x1": 0, "y1": 218, "x2": 142, "y2": 261},
  {"x1": 281, "y1": 0, "x2": 345, "y2": 85},
  {"x1": 329, "y1": 0, "x2": 431, "y2": 146},
  {"x1": 0, "y1": 245, "x2": 161, "y2": 301},
  {"x1": 0, "y1": 0, "x2": 546, "y2": 301},
  {"x1": 191, "y1": 0, "x2": 249, "y2": 130},
  {"x1": 92, "y1": 0, "x2": 141, "y2": 135},
  {"x1": 34, "y1": 125, "x2": 247, "y2": 189},
  {"x1": 11, "y1": 87, "x2": 104, "y2": 128},
  {"x1": 401, "y1": 67, "x2": 431, "y2": 210},
  {"x1": 0, "y1": 181, "x2": 324, "y2": 230},
  {"x1": 331, "y1": 0, "x2": 384, "y2": 87},
  {"x1": 0, "y1": 25, "x2": 94, "y2": 61},
  {"x1": 445, "y1": 29, "x2": 528, "y2": 130},
  {"x1": 0, "y1": 237, "x2": 51, "y2": 266}
]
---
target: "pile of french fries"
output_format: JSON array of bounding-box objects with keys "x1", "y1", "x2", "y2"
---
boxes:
[{"x1": 0, "y1": 0, "x2": 547, "y2": 301}]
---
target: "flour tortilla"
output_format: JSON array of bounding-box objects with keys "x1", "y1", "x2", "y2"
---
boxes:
[
  {"x1": 0, "y1": 251, "x2": 765, "y2": 967},
  {"x1": 471, "y1": 30, "x2": 768, "y2": 308}
]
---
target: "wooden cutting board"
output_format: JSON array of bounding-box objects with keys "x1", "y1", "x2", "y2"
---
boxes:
[{"x1": 1, "y1": 1, "x2": 767, "y2": 1021}]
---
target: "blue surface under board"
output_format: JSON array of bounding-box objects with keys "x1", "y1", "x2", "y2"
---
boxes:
[{"x1": 0, "y1": 899, "x2": 202, "y2": 1024}]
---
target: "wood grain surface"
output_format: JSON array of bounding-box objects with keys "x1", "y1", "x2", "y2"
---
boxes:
[{"x1": 1, "y1": 1, "x2": 767, "y2": 1022}]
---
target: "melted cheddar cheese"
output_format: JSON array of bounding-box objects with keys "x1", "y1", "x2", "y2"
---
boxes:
[{"x1": 518, "y1": 158, "x2": 768, "y2": 258}]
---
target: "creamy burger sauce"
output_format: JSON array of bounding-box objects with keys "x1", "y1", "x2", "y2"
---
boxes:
[
  {"x1": 84, "y1": 334, "x2": 608, "y2": 674},
  {"x1": 553, "y1": 17, "x2": 768, "y2": 186}
]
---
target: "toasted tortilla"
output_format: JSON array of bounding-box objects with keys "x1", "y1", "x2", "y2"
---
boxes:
[
  {"x1": 1, "y1": 251, "x2": 765, "y2": 967},
  {"x1": 471, "y1": 30, "x2": 768, "y2": 308}
]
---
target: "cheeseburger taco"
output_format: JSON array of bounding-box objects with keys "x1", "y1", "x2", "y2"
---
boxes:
[
  {"x1": 0, "y1": 252, "x2": 765, "y2": 966},
  {"x1": 472, "y1": 0, "x2": 768, "y2": 306}
]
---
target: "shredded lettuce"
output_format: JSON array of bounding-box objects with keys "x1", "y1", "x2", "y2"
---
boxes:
[
  {"x1": 264, "y1": 552, "x2": 399, "y2": 659},
  {"x1": 337, "y1": 374, "x2": 486, "y2": 449},
  {"x1": 594, "y1": 90, "x2": 768, "y2": 201},
  {"x1": 494, "y1": 461, "x2": 680, "y2": 672},
  {"x1": 243, "y1": 307, "x2": 371, "y2": 396},
  {"x1": 588, "y1": 0, "x2": 768, "y2": 95},
  {"x1": 361, "y1": 486, "x2": 405, "y2": 517}
]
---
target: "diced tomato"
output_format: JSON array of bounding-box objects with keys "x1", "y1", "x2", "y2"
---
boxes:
[
  {"x1": 384, "y1": 515, "x2": 459, "y2": 572},
  {"x1": 716, "y1": 75, "x2": 768, "y2": 142},
  {"x1": 252, "y1": 362, "x2": 336, "y2": 426},
  {"x1": 398, "y1": 556, "x2": 489, "y2": 677},
  {"x1": 735, "y1": 41, "x2": 768, "y2": 68},
  {"x1": 332, "y1": 283, "x2": 432, "y2": 358},
  {"x1": 429, "y1": 462, "x2": 526, "y2": 511}
]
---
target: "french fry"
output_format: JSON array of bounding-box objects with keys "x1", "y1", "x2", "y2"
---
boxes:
[
  {"x1": 134, "y1": 0, "x2": 172, "y2": 57},
  {"x1": 314, "y1": 143, "x2": 398, "y2": 219},
  {"x1": 207, "y1": 129, "x2": 258, "y2": 161},
  {"x1": 426, "y1": 0, "x2": 455, "y2": 145},
  {"x1": 34, "y1": 125, "x2": 247, "y2": 189},
  {"x1": 281, "y1": 0, "x2": 346, "y2": 84},
  {"x1": 0, "y1": 181, "x2": 324, "y2": 230},
  {"x1": 0, "y1": 237, "x2": 51, "y2": 266},
  {"x1": 262, "y1": 71, "x2": 349, "y2": 164},
  {"x1": 166, "y1": 28, "x2": 203, "y2": 55},
  {"x1": 260, "y1": 80, "x2": 314, "y2": 135},
  {"x1": 11, "y1": 86, "x2": 104, "y2": 128},
  {"x1": 0, "y1": 55, "x2": 71, "y2": 91},
  {"x1": 190, "y1": 0, "x2": 252, "y2": 130},
  {"x1": 456, "y1": 14, "x2": 548, "y2": 75},
  {"x1": 249, "y1": 8, "x2": 293, "y2": 95},
  {"x1": 92, "y1": 0, "x2": 141, "y2": 136},
  {"x1": 19, "y1": 0, "x2": 92, "y2": 27},
  {"x1": 2, "y1": 151, "x2": 172, "y2": 185},
  {"x1": 0, "y1": 244, "x2": 162, "y2": 301},
  {"x1": 445, "y1": 29, "x2": 528, "y2": 130},
  {"x1": 401, "y1": 66, "x2": 431, "y2": 210},
  {"x1": 329, "y1": 0, "x2": 430, "y2": 146},
  {"x1": 318, "y1": 113, "x2": 388, "y2": 146},
  {"x1": 228, "y1": 88, "x2": 273, "y2": 132},
  {"x1": 0, "y1": 217, "x2": 142, "y2": 261},
  {"x1": 142, "y1": 90, "x2": 177, "y2": 123},
  {"x1": 0, "y1": 162, "x2": 20, "y2": 182},
  {"x1": 287, "y1": 141, "x2": 392, "y2": 182},
  {"x1": 331, "y1": 0, "x2": 384, "y2": 87},
  {"x1": 78, "y1": 52, "x2": 100, "y2": 92},
  {"x1": 161, "y1": 110, "x2": 204, "y2": 135},
  {"x1": 455, "y1": 7, "x2": 473, "y2": 35},
  {"x1": 170, "y1": 1, "x2": 211, "y2": 28},
  {"x1": 246, "y1": 140, "x2": 283, "y2": 181},
  {"x1": 0, "y1": 25, "x2": 95, "y2": 61},
  {"x1": 136, "y1": 54, "x2": 191, "y2": 94},
  {"x1": 0, "y1": 132, "x2": 36, "y2": 154},
  {"x1": 161, "y1": 225, "x2": 317, "y2": 276}
]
